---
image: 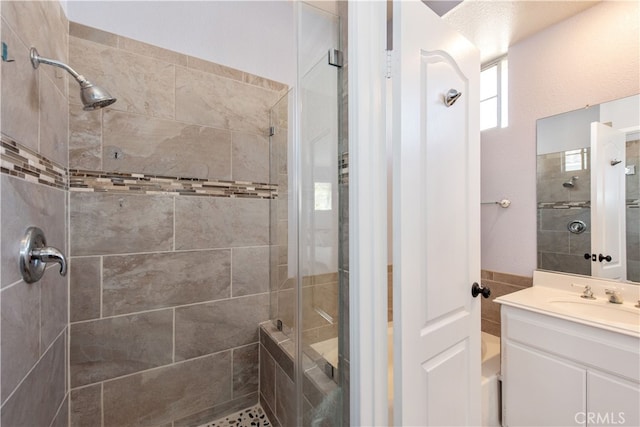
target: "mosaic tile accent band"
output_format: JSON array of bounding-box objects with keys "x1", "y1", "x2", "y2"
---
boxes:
[
  {"x1": 70, "y1": 170, "x2": 278, "y2": 199},
  {"x1": 1, "y1": 136, "x2": 278, "y2": 199},
  {"x1": 0, "y1": 135, "x2": 67, "y2": 190},
  {"x1": 339, "y1": 152, "x2": 349, "y2": 185},
  {"x1": 538, "y1": 201, "x2": 591, "y2": 209},
  {"x1": 538, "y1": 200, "x2": 639, "y2": 209}
]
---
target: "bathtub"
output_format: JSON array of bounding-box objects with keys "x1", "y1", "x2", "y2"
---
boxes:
[{"x1": 310, "y1": 327, "x2": 501, "y2": 426}]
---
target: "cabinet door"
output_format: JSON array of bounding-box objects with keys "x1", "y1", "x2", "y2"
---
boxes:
[
  {"x1": 587, "y1": 371, "x2": 640, "y2": 426},
  {"x1": 504, "y1": 342, "x2": 586, "y2": 426}
]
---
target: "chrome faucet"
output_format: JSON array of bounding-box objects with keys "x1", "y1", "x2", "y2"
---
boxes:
[
  {"x1": 605, "y1": 289, "x2": 623, "y2": 304},
  {"x1": 571, "y1": 284, "x2": 595, "y2": 299},
  {"x1": 579, "y1": 285, "x2": 595, "y2": 300}
]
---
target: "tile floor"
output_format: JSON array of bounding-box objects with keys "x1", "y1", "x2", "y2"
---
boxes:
[{"x1": 197, "y1": 404, "x2": 272, "y2": 427}]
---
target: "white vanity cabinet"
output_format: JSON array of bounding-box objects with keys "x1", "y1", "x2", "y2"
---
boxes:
[{"x1": 500, "y1": 305, "x2": 640, "y2": 427}]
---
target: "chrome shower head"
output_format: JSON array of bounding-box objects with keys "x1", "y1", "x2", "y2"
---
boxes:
[
  {"x1": 30, "y1": 47, "x2": 116, "y2": 111},
  {"x1": 563, "y1": 176, "x2": 579, "y2": 188}
]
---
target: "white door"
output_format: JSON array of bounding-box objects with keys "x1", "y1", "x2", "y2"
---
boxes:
[
  {"x1": 392, "y1": 1, "x2": 481, "y2": 426},
  {"x1": 591, "y1": 122, "x2": 626, "y2": 280}
]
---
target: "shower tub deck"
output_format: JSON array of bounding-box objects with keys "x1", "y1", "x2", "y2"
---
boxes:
[{"x1": 310, "y1": 325, "x2": 502, "y2": 426}]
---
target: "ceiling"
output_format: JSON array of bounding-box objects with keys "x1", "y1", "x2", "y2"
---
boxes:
[{"x1": 425, "y1": 0, "x2": 601, "y2": 64}]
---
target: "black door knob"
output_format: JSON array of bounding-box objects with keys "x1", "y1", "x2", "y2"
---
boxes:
[
  {"x1": 599, "y1": 254, "x2": 612, "y2": 262},
  {"x1": 471, "y1": 282, "x2": 491, "y2": 298}
]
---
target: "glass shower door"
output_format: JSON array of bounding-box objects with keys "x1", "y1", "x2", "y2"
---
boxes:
[{"x1": 297, "y1": 3, "x2": 345, "y2": 426}]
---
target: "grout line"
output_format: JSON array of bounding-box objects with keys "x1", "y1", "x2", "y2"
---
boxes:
[
  {"x1": 173, "y1": 196, "x2": 176, "y2": 251},
  {"x1": 0, "y1": 328, "x2": 66, "y2": 408},
  {"x1": 97, "y1": 346, "x2": 239, "y2": 385},
  {"x1": 69, "y1": 291, "x2": 270, "y2": 325},
  {"x1": 101, "y1": 382, "x2": 104, "y2": 427},
  {"x1": 172, "y1": 308, "x2": 176, "y2": 363},
  {"x1": 99, "y1": 256, "x2": 103, "y2": 319},
  {"x1": 230, "y1": 347, "x2": 235, "y2": 399},
  {"x1": 230, "y1": 248, "x2": 234, "y2": 298},
  {"x1": 47, "y1": 390, "x2": 68, "y2": 427},
  {"x1": 69, "y1": 246, "x2": 264, "y2": 259},
  {"x1": 99, "y1": 108, "x2": 104, "y2": 172}
]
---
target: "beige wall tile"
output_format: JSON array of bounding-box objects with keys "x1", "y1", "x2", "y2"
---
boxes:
[
  {"x1": 40, "y1": 268, "x2": 68, "y2": 351},
  {"x1": 102, "y1": 110, "x2": 232, "y2": 180},
  {"x1": 1, "y1": 176, "x2": 66, "y2": 288},
  {"x1": 51, "y1": 395, "x2": 69, "y2": 427},
  {"x1": 69, "y1": 37, "x2": 174, "y2": 119},
  {"x1": 1, "y1": 1, "x2": 69, "y2": 95},
  {"x1": 70, "y1": 257, "x2": 101, "y2": 322},
  {"x1": 118, "y1": 35, "x2": 188, "y2": 66},
  {"x1": 275, "y1": 365, "x2": 295, "y2": 427},
  {"x1": 175, "y1": 197, "x2": 269, "y2": 250},
  {"x1": 69, "y1": 21, "x2": 118, "y2": 47},
  {"x1": 39, "y1": 71, "x2": 69, "y2": 167},
  {"x1": 70, "y1": 384, "x2": 102, "y2": 427},
  {"x1": 174, "y1": 392, "x2": 258, "y2": 427},
  {"x1": 103, "y1": 249, "x2": 231, "y2": 316},
  {"x1": 232, "y1": 246, "x2": 270, "y2": 297},
  {"x1": 0, "y1": 20, "x2": 39, "y2": 151},
  {"x1": 233, "y1": 344, "x2": 259, "y2": 398},
  {"x1": 102, "y1": 352, "x2": 232, "y2": 427},
  {"x1": 69, "y1": 107, "x2": 103, "y2": 170},
  {"x1": 187, "y1": 56, "x2": 244, "y2": 82},
  {"x1": 0, "y1": 280, "x2": 40, "y2": 402},
  {"x1": 232, "y1": 131, "x2": 269, "y2": 183},
  {"x1": 175, "y1": 66, "x2": 280, "y2": 135},
  {"x1": 0, "y1": 333, "x2": 66, "y2": 427},
  {"x1": 260, "y1": 343, "x2": 276, "y2": 413},
  {"x1": 70, "y1": 192, "x2": 174, "y2": 256},
  {"x1": 243, "y1": 73, "x2": 288, "y2": 92},
  {"x1": 175, "y1": 294, "x2": 269, "y2": 360},
  {"x1": 70, "y1": 310, "x2": 173, "y2": 387}
]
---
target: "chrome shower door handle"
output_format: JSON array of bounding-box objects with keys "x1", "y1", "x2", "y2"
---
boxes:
[{"x1": 19, "y1": 227, "x2": 67, "y2": 283}]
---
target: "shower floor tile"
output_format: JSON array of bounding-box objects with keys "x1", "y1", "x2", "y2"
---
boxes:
[{"x1": 197, "y1": 404, "x2": 272, "y2": 427}]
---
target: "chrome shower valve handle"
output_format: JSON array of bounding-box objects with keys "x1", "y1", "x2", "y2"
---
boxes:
[{"x1": 19, "y1": 227, "x2": 67, "y2": 283}]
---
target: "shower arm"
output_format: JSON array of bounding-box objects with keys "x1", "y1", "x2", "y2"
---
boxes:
[{"x1": 30, "y1": 48, "x2": 91, "y2": 87}]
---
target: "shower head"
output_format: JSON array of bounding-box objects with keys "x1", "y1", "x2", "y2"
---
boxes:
[
  {"x1": 563, "y1": 176, "x2": 579, "y2": 188},
  {"x1": 30, "y1": 47, "x2": 116, "y2": 111}
]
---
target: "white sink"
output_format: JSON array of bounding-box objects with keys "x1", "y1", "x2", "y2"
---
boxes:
[{"x1": 548, "y1": 298, "x2": 639, "y2": 327}]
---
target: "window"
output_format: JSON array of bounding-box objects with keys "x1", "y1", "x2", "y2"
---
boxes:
[
  {"x1": 564, "y1": 148, "x2": 589, "y2": 172},
  {"x1": 314, "y1": 182, "x2": 332, "y2": 211},
  {"x1": 480, "y1": 57, "x2": 508, "y2": 131}
]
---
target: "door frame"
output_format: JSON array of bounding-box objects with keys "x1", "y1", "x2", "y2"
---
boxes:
[{"x1": 347, "y1": 1, "x2": 389, "y2": 425}]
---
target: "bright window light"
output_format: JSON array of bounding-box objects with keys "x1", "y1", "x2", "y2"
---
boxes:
[
  {"x1": 564, "y1": 148, "x2": 588, "y2": 172},
  {"x1": 480, "y1": 57, "x2": 508, "y2": 131},
  {"x1": 314, "y1": 182, "x2": 332, "y2": 211}
]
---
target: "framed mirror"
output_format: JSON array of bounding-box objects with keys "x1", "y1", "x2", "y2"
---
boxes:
[{"x1": 536, "y1": 94, "x2": 639, "y2": 283}]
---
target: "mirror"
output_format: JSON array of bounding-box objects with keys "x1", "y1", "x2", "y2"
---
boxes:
[{"x1": 536, "y1": 94, "x2": 640, "y2": 284}]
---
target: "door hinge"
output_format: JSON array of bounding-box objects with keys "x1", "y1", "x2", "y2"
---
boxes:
[
  {"x1": 386, "y1": 50, "x2": 392, "y2": 79},
  {"x1": 269, "y1": 126, "x2": 275, "y2": 137},
  {"x1": 328, "y1": 49, "x2": 344, "y2": 68}
]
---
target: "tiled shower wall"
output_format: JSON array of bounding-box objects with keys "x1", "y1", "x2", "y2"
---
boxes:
[
  {"x1": 0, "y1": 2, "x2": 69, "y2": 426},
  {"x1": 66, "y1": 24, "x2": 286, "y2": 426},
  {"x1": 537, "y1": 149, "x2": 592, "y2": 276},
  {"x1": 537, "y1": 140, "x2": 640, "y2": 282}
]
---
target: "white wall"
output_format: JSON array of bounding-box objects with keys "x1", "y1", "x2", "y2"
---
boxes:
[
  {"x1": 65, "y1": 1, "x2": 296, "y2": 86},
  {"x1": 481, "y1": 1, "x2": 640, "y2": 276}
]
